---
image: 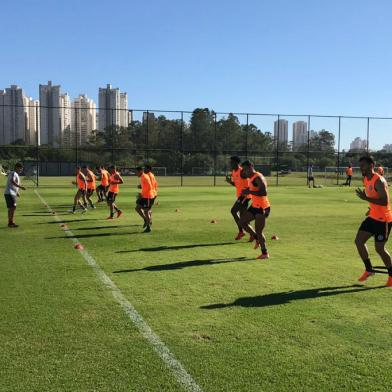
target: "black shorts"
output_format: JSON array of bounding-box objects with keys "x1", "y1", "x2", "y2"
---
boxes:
[
  {"x1": 248, "y1": 205, "x2": 271, "y2": 218},
  {"x1": 347, "y1": 175, "x2": 352, "y2": 180},
  {"x1": 87, "y1": 188, "x2": 95, "y2": 196},
  {"x1": 77, "y1": 188, "x2": 86, "y2": 196},
  {"x1": 150, "y1": 197, "x2": 156, "y2": 207},
  {"x1": 308, "y1": 176, "x2": 314, "y2": 181},
  {"x1": 97, "y1": 184, "x2": 109, "y2": 192},
  {"x1": 359, "y1": 217, "x2": 392, "y2": 242},
  {"x1": 4, "y1": 194, "x2": 16, "y2": 209},
  {"x1": 235, "y1": 196, "x2": 250, "y2": 207},
  {"x1": 137, "y1": 197, "x2": 151, "y2": 209},
  {"x1": 107, "y1": 192, "x2": 117, "y2": 202}
]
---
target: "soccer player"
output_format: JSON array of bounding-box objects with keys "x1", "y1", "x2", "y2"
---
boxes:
[
  {"x1": 71, "y1": 166, "x2": 87, "y2": 213},
  {"x1": 96, "y1": 166, "x2": 110, "y2": 202},
  {"x1": 307, "y1": 164, "x2": 315, "y2": 188},
  {"x1": 344, "y1": 164, "x2": 353, "y2": 186},
  {"x1": 239, "y1": 160, "x2": 271, "y2": 260},
  {"x1": 106, "y1": 165, "x2": 123, "y2": 220},
  {"x1": 144, "y1": 165, "x2": 158, "y2": 228},
  {"x1": 355, "y1": 156, "x2": 392, "y2": 287},
  {"x1": 225, "y1": 156, "x2": 251, "y2": 240},
  {"x1": 81, "y1": 165, "x2": 96, "y2": 209},
  {"x1": 135, "y1": 166, "x2": 153, "y2": 233},
  {"x1": 377, "y1": 165, "x2": 385, "y2": 176},
  {"x1": 3, "y1": 162, "x2": 25, "y2": 228}
]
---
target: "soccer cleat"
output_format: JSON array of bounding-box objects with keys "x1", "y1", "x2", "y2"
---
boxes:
[
  {"x1": 8, "y1": 223, "x2": 18, "y2": 228},
  {"x1": 235, "y1": 232, "x2": 245, "y2": 241},
  {"x1": 106, "y1": 216, "x2": 114, "y2": 220},
  {"x1": 248, "y1": 235, "x2": 255, "y2": 243},
  {"x1": 253, "y1": 240, "x2": 260, "y2": 250},
  {"x1": 386, "y1": 276, "x2": 392, "y2": 287},
  {"x1": 81, "y1": 208, "x2": 87, "y2": 214},
  {"x1": 117, "y1": 210, "x2": 123, "y2": 218},
  {"x1": 143, "y1": 226, "x2": 151, "y2": 233},
  {"x1": 358, "y1": 271, "x2": 375, "y2": 282},
  {"x1": 256, "y1": 253, "x2": 269, "y2": 260}
]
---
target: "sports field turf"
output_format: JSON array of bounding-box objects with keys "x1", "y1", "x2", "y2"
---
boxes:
[{"x1": 1, "y1": 176, "x2": 391, "y2": 391}]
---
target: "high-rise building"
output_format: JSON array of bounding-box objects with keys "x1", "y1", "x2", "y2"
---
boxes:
[
  {"x1": 39, "y1": 81, "x2": 61, "y2": 146},
  {"x1": 350, "y1": 137, "x2": 367, "y2": 151},
  {"x1": 274, "y1": 119, "x2": 288, "y2": 146},
  {"x1": 0, "y1": 85, "x2": 27, "y2": 145},
  {"x1": 292, "y1": 121, "x2": 308, "y2": 150},
  {"x1": 382, "y1": 144, "x2": 392, "y2": 152},
  {"x1": 24, "y1": 97, "x2": 40, "y2": 145},
  {"x1": 98, "y1": 84, "x2": 128, "y2": 131},
  {"x1": 60, "y1": 93, "x2": 72, "y2": 146},
  {"x1": 72, "y1": 95, "x2": 97, "y2": 146}
]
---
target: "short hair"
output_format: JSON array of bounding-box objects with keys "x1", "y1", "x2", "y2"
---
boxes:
[
  {"x1": 241, "y1": 160, "x2": 253, "y2": 168},
  {"x1": 108, "y1": 165, "x2": 116, "y2": 170},
  {"x1": 81, "y1": 165, "x2": 87, "y2": 169},
  {"x1": 230, "y1": 156, "x2": 241, "y2": 164},
  {"x1": 144, "y1": 164, "x2": 152, "y2": 171},
  {"x1": 136, "y1": 166, "x2": 143, "y2": 171},
  {"x1": 359, "y1": 156, "x2": 375, "y2": 165},
  {"x1": 15, "y1": 162, "x2": 23, "y2": 169}
]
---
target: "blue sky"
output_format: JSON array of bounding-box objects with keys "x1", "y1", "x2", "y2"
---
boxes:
[{"x1": 1, "y1": 0, "x2": 392, "y2": 149}]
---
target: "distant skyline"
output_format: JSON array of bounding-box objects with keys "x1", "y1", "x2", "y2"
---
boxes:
[{"x1": 1, "y1": 0, "x2": 392, "y2": 149}]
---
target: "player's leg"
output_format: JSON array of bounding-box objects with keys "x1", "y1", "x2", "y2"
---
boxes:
[
  {"x1": 6, "y1": 194, "x2": 17, "y2": 227},
  {"x1": 239, "y1": 209, "x2": 257, "y2": 241},
  {"x1": 255, "y1": 209, "x2": 269, "y2": 259},
  {"x1": 86, "y1": 189, "x2": 95, "y2": 208},
  {"x1": 355, "y1": 227, "x2": 374, "y2": 281},
  {"x1": 135, "y1": 200, "x2": 147, "y2": 225},
  {"x1": 96, "y1": 185, "x2": 103, "y2": 202},
  {"x1": 231, "y1": 200, "x2": 244, "y2": 238},
  {"x1": 374, "y1": 223, "x2": 392, "y2": 286}
]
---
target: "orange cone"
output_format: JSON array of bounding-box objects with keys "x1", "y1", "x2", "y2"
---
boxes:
[
  {"x1": 74, "y1": 243, "x2": 84, "y2": 250},
  {"x1": 210, "y1": 219, "x2": 217, "y2": 224},
  {"x1": 271, "y1": 235, "x2": 279, "y2": 240}
]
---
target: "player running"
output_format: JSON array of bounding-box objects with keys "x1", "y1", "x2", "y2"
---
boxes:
[
  {"x1": 144, "y1": 165, "x2": 158, "y2": 228},
  {"x1": 355, "y1": 156, "x2": 392, "y2": 287},
  {"x1": 106, "y1": 165, "x2": 123, "y2": 220},
  {"x1": 96, "y1": 166, "x2": 110, "y2": 202},
  {"x1": 4, "y1": 162, "x2": 25, "y2": 228},
  {"x1": 225, "y1": 156, "x2": 251, "y2": 240},
  {"x1": 83, "y1": 165, "x2": 97, "y2": 209},
  {"x1": 135, "y1": 166, "x2": 153, "y2": 233},
  {"x1": 239, "y1": 160, "x2": 271, "y2": 260},
  {"x1": 71, "y1": 166, "x2": 87, "y2": 213},
  {"x1": 344, "y1": 164, "x2": 353, "y2": 186}
]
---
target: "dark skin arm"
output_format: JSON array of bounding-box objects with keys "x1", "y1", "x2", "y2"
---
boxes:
[
  {"x1": 112, "y1": 174, "x2": 124, "y2": 185},
  {"x1": 241, "y1": 176, "x2": 267, "y2": 197},
  {"x1": 356, "y1": 179, "x2": 389, "y2": 206},
  {"x1": 225, "y1": 175, "x2": 235, "y2": 186}
]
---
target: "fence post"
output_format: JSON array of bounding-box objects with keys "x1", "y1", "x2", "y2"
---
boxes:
[
  {"x1": 75, "y1": 106, "x2": 79, "y2": 167},
  {"x1": 180, "y1": 111, "x2": 184, "y2": 187},
  {"x1": 245, "y1": 113, "x2": 249, "y2": 158},
  {"x1": 306, "y1": 115, "x2": 311, "y2": 186},
  {"x1": 146, "y1": 110, "x2": 149, "y2": 161},
  {"x1": 337, "y1": 116, "x2": 341, "y2": 185},
  {"x1": 276, "y1": 115, "x2": 280, "y2": 186},
  {"x1": 35, "y1": 103, "x2": 39, "y2": 187},
  {"x1": 213, "y1": 112, "x2": 217, "y2": 186},
  {"x1": 366, "y1": 117, "x2": 370, "y2": 154},
  {"x1": 111, "y1": 108, "x2": 115, "y2": 164}
]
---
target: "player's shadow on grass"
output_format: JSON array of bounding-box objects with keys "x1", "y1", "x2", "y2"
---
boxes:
[
  {"x1": 46, "y1": 232, "x2": 140, "y2": 239},
  {"x1": 39, "y1": 218, "x2": 99, "y2": 224},
  {"x1": 74, "y1": 225, "x2": 139, "y2": 231},
  {"x1": 201, "y1": 285, "x2": 385, "y2": 309},
  {"x1": 116, "y1": 242, "x2": 236, "y2": 253},
  {"x1": 113, "y1": 257, "x2": 253, "y2": 273}
]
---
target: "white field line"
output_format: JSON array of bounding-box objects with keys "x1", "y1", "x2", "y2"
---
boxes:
[{"x1": 34, "y1": 189, "x2": 203, "y2": 392}]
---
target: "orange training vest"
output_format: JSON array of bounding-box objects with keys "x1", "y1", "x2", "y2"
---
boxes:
[
  {"x1": 101, "y1": 169, "x2": 109, "y2": 186},
  {"x1": 147, "y1": 172, "x2": 158, "y2": 197},
  {"x1": 87, "y1": 169, "x2": 96, "y2": 190},
  {"x1": 364, "y1": 172, "x2": 392, "y2": 222},
  {"x1": 77, "y1": 172, "x2": 86, "y2": 190},
  {"x1": 109, "y1": 171, "x2": 121, "y2": 193},
  {"x1": 249, "y1": 171, "x2": 270, "y2": 209},
  {"x1": 232, "y1": 167, "x2": 250, "y2": 198}
]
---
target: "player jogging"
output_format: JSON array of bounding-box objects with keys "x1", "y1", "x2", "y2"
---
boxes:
[
  {"x1": 239, "y1": 160, "x2": 271, "y2": 260},
  {"x1": 106, "y1": 165, "x2": 123, "y2": 220},
  {"x1": 355, "y1": 156, "x2": 392, "y2": 287},
  {"x1": 4, "y1": 162, "x2": 25, "y2": 228},
  {"x1": 71, "y1": 166, "x2": 87, "y2": 213},
  {"x1": 144, "y1": 165, "x2": 158, "y2": 228},
  {"x1": 344, "y1": 164, "x2": 353, "y2": 186},
  {"x1": 96, "y1": 166, "x2": 110, "y2": 202},
  {"x1": 81, "y1": 166, "x2": 96, "y2": 209},
  {"x1": 225, "y1": 156, "x2": 251, "y2": 240},
  {"x1": 135, "y1": 166, "x2": 153, "y2": 233}
]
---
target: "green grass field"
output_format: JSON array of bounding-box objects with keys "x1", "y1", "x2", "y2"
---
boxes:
[{"x1": 1, "y1": 176, "x2": 391, "y2": 391}]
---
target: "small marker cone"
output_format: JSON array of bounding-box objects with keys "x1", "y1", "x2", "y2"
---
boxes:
[
  {"x1": 210, "y1": 219, "x2": 217, "y2": 224},
  {"x1": 74, "y1": 243, "x2": 83, "y2": 250},
  {"x1": 271, "y1": 235, "x2": 279, "y2": 240},
  {"x1": 155, "y1": 202, "x2": 159, "y2": 206},
  {"x1": 175, "y1": 208, "x2": 180, "y2": 212}
]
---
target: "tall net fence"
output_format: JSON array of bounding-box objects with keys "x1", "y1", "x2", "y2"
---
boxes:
[{"x1": 1, "y1": 104, "x2": 392, "y2": 187}]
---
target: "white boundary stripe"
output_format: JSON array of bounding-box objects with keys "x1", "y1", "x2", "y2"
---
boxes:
[{"x1": 35, "y1": 189, "x2": 203, "y2": 392}]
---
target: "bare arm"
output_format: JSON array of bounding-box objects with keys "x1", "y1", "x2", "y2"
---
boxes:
[
  {"x1": 356, "y1": 179, "x2": 389, "y2": 206},
  {"x1": 242, "y1": 177, "x2": 267, "y2": 197}
]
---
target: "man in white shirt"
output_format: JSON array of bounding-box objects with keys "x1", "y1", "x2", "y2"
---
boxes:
[{"x1": 4, "y1": 162, "x2": 25, "y2": 228}]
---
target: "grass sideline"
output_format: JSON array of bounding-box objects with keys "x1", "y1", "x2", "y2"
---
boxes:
[{"x1": 1, "y1": 176, "x2": 391, "y2": 391}]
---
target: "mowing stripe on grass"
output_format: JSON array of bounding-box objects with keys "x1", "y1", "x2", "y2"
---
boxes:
[{"x1": 34, "y1": 189, "x2": 203, "y2": 392}]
